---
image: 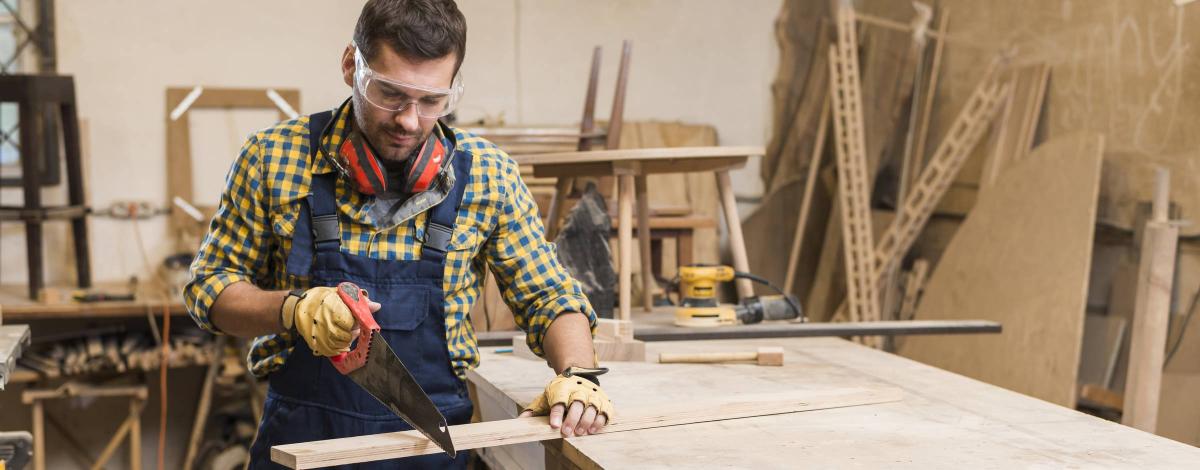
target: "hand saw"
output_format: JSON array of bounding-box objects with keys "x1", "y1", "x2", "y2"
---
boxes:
[{"x1": 331, "y1": 282, "x2": 456, "y2": 458}]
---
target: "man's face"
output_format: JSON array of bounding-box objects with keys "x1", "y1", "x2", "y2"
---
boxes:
[{"x1": 341, "y1": 44, "x2": 458, "y2": 167}]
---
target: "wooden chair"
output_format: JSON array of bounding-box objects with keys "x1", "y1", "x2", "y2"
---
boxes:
[
  {"x1": 464, "y1": 41, "x2": 632, "y2": 217},
  {"x1": 0, "y1": 75, "x2": 91, "y2": 299}
]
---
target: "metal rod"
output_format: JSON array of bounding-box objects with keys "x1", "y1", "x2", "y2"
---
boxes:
[{"x1": 476, "y1": 320, "x2": 1001, "y2": 346}]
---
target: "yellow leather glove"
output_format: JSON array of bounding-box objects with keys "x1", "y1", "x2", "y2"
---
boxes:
[
  {"x1": 522, "y1": 367, "x2": 614, "y2": 422},
  {"x1": 280, "y1": 287, "x2": 357, "y2": 357}
]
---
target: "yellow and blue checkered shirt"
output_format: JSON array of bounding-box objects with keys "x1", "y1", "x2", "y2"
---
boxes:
[{"x1": 184, "y1": 104, "x2": 596, "y2": 379}]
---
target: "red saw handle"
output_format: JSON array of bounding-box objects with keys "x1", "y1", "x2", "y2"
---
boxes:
[{"x1": 329, "y1": 281, "x2": 380, "y2": 374}]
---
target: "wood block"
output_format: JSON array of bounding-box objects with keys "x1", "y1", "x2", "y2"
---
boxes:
[
  {"x1": 595, "y1": 318, "x2": 633, "y2": 340},
  {"x1": 511, "y1": 333, "x2": 645, "y2": 363},
  {"x1": 593, "y1": 337, "x2": 646, "y2": 362},
  {"x1": 510, "y1": 335, "x2": 542, "y2": 362},
  {"x1": 755, "y1": 346, "x2": 785, "y2": 366}
]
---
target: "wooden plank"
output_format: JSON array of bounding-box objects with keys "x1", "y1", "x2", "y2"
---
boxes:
[
  {"x1": 827, "y1": 5, "x2": 879, "y2": 326},
  {"x1": 1122, "y1": 168, "x2": 1178, "y2": 432},
  {"x1": 784, "y1": 95, "x2": 830, "y2": 295},
  {"x1": 1077, "y1": 313, "x2": 1127, "y2": 389},
  {"x1": 909, "y1": 7, "x2": 950, "y2": 190},
  {"x1": 271, "y1": 387, "x2": 902, "y2": 468},
  {"x1": 1079, "y1": 383, "x2": 1124, "y2": 411},
  {"x1": 897, "y1": 259, "x2": 929, "y2": 322},
  {"x1": 980, "y1": 63, "x2": 1051, "y2": 188},
  {"x1": 898, "y1": 133, "x2": 1105, "y2": 407}
]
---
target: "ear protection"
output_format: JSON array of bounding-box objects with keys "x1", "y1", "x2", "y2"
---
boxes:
[{"x1": 336, "y1": 126, "x2": 449, "y2": 195}]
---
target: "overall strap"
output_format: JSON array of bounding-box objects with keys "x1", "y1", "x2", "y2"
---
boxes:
[
  {"x1": 285, "y1": 111, "x2": 337, "y2": 277},
  {"x1": 420, "y1": 146, "x2": 470, "y2": 264}
]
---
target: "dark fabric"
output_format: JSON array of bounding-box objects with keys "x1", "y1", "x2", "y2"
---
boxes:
[{"x1": 249, "y1": 112, "x2": 472, "y2": 469}]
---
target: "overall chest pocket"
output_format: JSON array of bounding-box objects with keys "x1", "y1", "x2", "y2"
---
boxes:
[{"x1": 369, "y1": 284, "x2": 432, "y2": 331}]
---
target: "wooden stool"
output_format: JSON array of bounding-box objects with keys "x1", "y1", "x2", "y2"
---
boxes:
[{"x1": 0, "y1": 75, "x2": 92, "y2": 299}]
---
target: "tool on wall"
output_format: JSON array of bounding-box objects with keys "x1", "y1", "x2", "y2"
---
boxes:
[
  {"x1": 332, "y1": 282, "x2": 456, "y2": 458},
  {"x1": 671, "y1": 265, "x2": 803, "y2": 327}
]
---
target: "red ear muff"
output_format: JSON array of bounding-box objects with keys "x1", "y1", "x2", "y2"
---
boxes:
[
  {"x1": 401, "y1": 132, "x2": 447, "y2": 193},
  {"x1": 339, "y1": 134, "x2": 388, "y2": 195}
]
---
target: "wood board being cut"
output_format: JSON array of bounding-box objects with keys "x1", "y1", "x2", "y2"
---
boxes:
[
  {"x1": 271, "y1": 387, "x2": 901, "y2": 469},
  {"x1": 898, "y1": 132, "x2": 1105, "y2": 407}
]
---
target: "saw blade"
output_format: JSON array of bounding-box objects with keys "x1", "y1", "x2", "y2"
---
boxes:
[{"x1": 346, "y1": 333, "x2": 456, "y2": 458}]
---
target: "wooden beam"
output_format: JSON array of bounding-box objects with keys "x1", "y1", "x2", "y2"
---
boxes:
[
  {"x1": 828, "y1": 5, "x2": 880, "y2": 327},
  {"x1": 1122, "y1": 168, "x2": 1178, "y2": 432},
  {"x1": 910, "y1": 8, "x2": 950, "y2": 192},
  {"x1": 784, "y1": 94, "x2": 831, "y2": 295},
  {"x1": 272, "y1": 387, "x2": 903, "y2": 468}
]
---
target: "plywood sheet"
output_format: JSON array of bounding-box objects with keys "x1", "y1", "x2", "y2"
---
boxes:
[{"x1": 898, "y1": 133, "x2": 1105, "y2": 407}]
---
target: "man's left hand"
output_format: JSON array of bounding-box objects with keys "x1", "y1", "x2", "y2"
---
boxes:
[{"x1": 518, "y1": 367, "x2": 613, "y2": 437}]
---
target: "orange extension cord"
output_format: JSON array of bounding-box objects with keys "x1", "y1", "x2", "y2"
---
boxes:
[{"x1": 129, "y1": 203, "x2": 171, "y2": 469}]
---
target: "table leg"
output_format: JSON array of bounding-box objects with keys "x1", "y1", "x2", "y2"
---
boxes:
[
  {"x1": 545, "y1": 177, "x2": 574, "y2": 240},
  {"x1": 677, "y1": 230, "x2": 694, "y2": 268},
  {"x1": 130, "y1": 399, "x2": 142, "y2": 470},
  {"x1": 716, "y1": 170, "x2": 754, "y2": 299},
  {"x1": 635, "y1": 175, "x2": 654, "y2": 311},
  {"x1": 618, "y1": 175, "x2": 634, "y2": 322},
  {"x1": 32, "y1": 399, "x2": 44, "y2": 470}
]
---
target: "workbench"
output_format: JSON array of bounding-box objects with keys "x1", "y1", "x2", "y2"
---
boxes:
[{"x1": 467, "y1": 338, "x2": 1200, "y2": 468}]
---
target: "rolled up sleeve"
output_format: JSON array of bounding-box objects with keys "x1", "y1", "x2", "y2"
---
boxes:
[
  {"x1": 485, "y1": 158, "x2": 597, "y2": 356},
  {"x1": 183, "y1": 135, "x2": 271, "y2": 334}
]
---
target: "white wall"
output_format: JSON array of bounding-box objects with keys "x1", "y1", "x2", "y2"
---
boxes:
[{"x1": 0, "y1": 0, "x2": 780, "y2": 285}]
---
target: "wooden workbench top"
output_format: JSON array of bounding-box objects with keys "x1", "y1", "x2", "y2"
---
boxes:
[{"x1": 467, "y1": 338, "x2": 1200, "y2": 469}]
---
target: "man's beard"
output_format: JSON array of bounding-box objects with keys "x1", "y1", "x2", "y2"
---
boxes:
[{"x1": 351, "y1": 95, "x2": 426, "y2": 170}]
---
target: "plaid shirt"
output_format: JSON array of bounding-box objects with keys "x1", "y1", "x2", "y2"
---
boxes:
[{"x1": 184, "y1": 103, "x2": 595, "y2": 379}]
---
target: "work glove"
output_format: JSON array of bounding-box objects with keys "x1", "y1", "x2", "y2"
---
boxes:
[
  {"x1": 280, "y1": 286, "x2": 375, "y2": 357},
  {"x1": 519, "y1": 366, "x2": 613, "y2": 437}
]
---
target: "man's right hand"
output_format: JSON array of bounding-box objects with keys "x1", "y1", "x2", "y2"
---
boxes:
[{"x1": 280, "y1": 287, "x2": 380, "y2": 356}]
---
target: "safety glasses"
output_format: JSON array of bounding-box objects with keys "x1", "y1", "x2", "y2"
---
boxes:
[{"x1": 353, "y1": 45, "x2": 463, "y2": 118}]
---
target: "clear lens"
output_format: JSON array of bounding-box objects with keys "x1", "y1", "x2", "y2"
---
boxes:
[
  {"x1": 362, "y1": 77, "x2": 454, "y2": 118},
  {"x1": 353, "y1": 46, "x2": 462, "y2": 118}
]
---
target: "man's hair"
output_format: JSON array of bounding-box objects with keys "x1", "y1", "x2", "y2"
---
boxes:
[{"x1": 353, "y1": 0, "x2": 467, "y2": 71}]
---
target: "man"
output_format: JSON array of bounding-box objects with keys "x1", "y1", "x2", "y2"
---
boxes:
[{"x1": 184, "y1": 1, "x2": 613, "y2": 467}]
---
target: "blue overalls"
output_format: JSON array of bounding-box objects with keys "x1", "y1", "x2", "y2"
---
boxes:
[{"x1": 248, "y1": 111, "x2": 473, "y2": 469}]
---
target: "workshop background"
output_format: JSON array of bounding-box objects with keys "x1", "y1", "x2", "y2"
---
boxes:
[{"x1": 1, "y1": 0, "x2": 1199, "y2": 469}]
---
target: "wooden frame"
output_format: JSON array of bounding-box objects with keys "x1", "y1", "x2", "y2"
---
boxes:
[{"x1": 165, "y1": 86, "x2": 300, "y2": 242}]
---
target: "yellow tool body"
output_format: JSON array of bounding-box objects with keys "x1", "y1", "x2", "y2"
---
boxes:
[
  {"x1": 674, "y1": 264, "x2": 804, "y2": 327},
  {"x1": 675, "y1": 265, "x2": 737, "y2": 327}
]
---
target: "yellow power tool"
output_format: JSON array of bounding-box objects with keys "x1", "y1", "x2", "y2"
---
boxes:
[{"x1": 674, "y1": 265, "x2": 803, "y2": 327}]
